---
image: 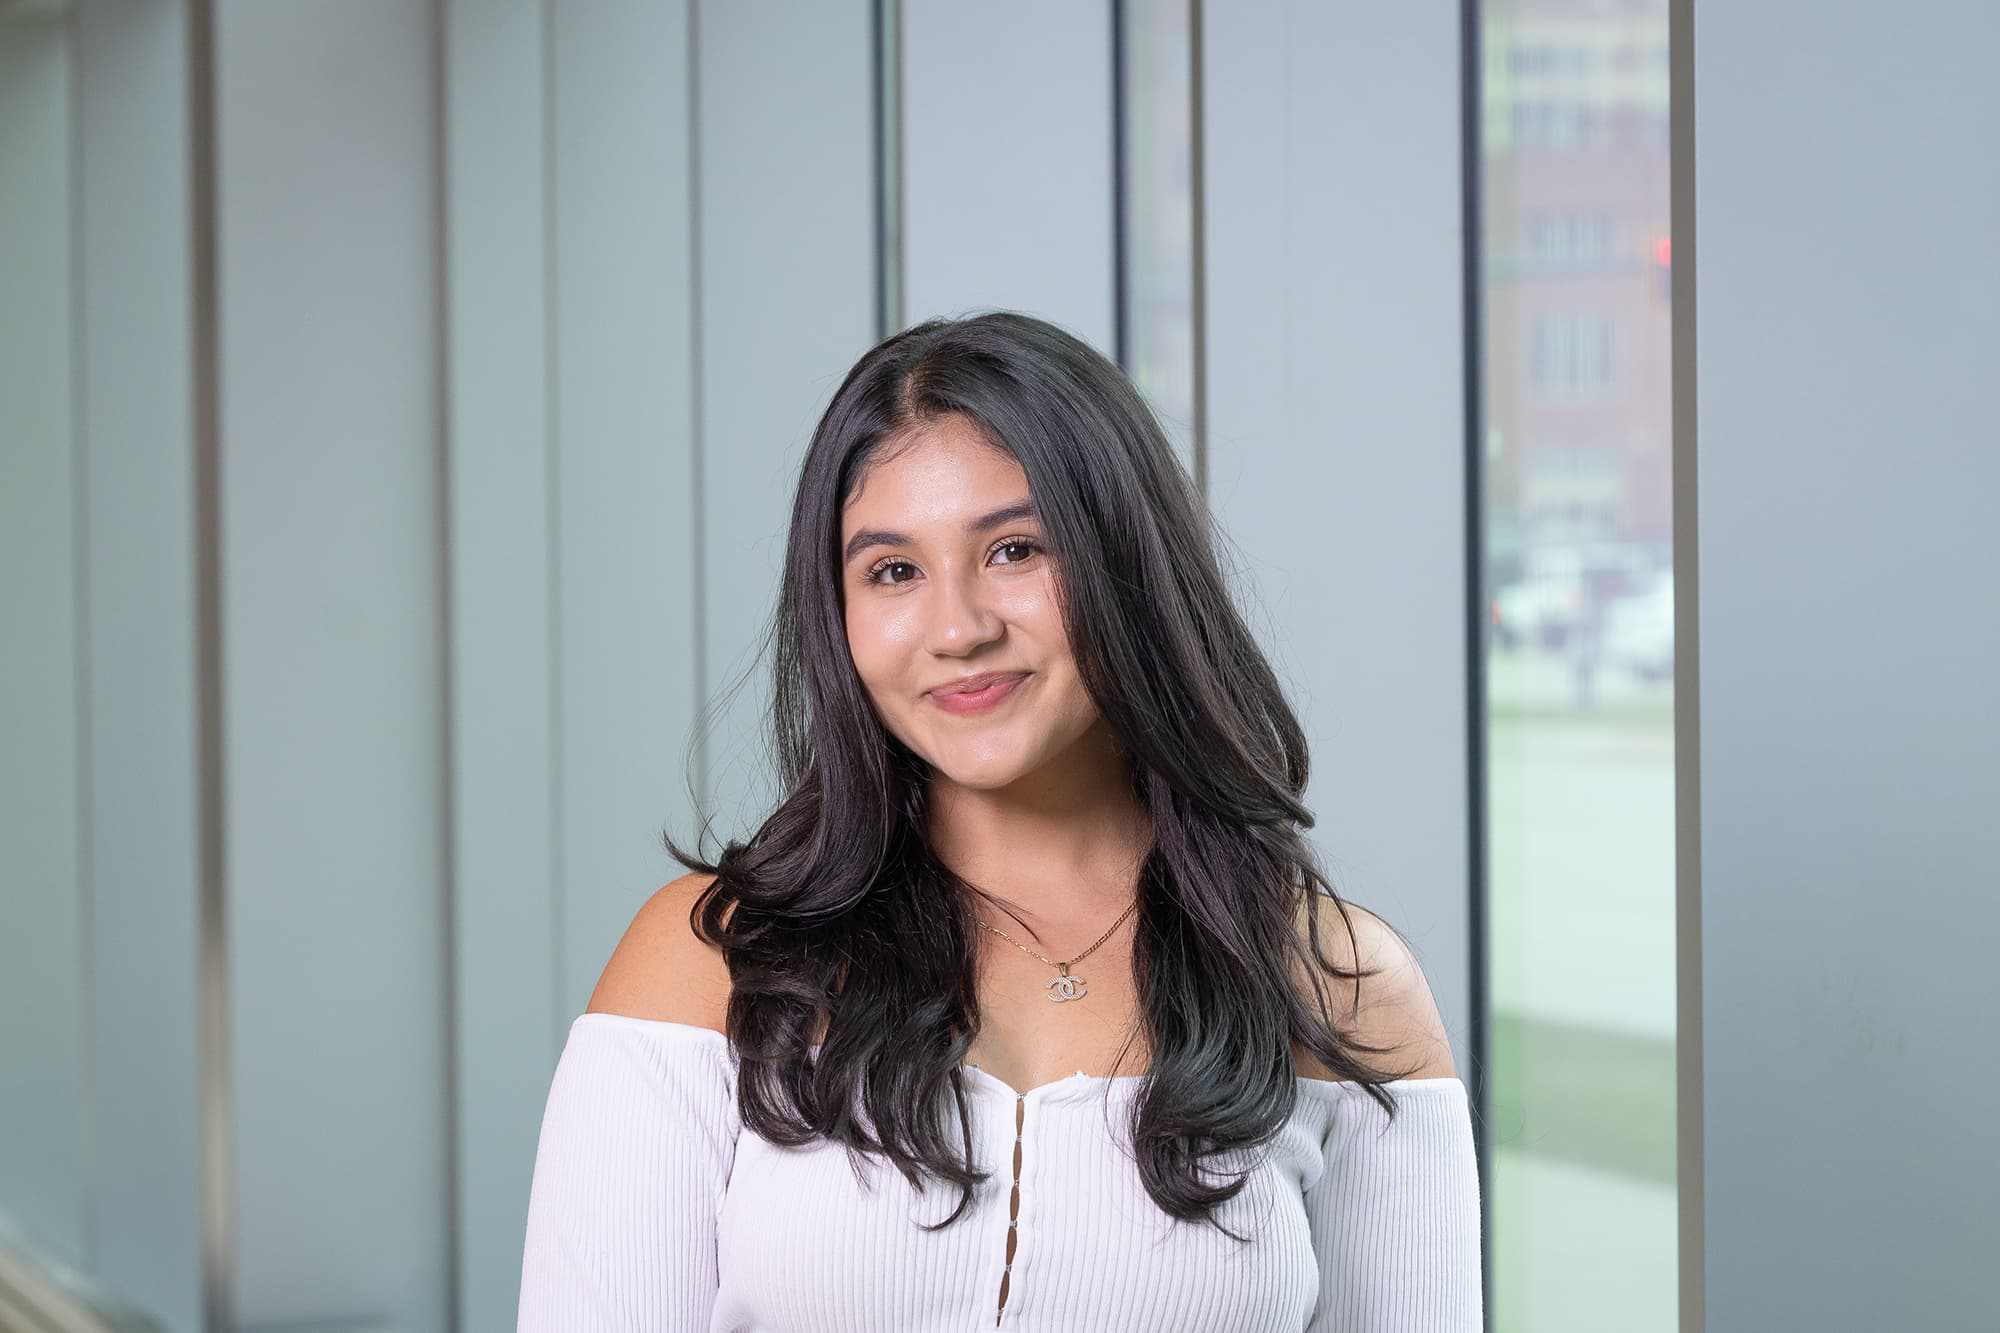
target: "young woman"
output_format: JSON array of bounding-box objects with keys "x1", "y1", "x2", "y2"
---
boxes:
[{"x1": 517, "y1": 311, "x2": 1483, "y2": 1331}]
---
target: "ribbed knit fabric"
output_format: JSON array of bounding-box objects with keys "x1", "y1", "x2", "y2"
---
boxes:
[{"x1": 518, "y1": 1013, "x2": 1482, "y2": 1332}]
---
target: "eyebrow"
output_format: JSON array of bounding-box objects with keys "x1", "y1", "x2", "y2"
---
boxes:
[{"x1": 842, "y1": 500, "x2": 1040, "y2": 566}]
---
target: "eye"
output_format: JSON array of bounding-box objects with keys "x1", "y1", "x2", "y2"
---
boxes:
[
  {"x1": 862, "y1": 557, "x2": 919, "y2": 587},
  {"x1": 991, "y1": 537, "x2": 1042, "y2": 568},
  {"x1": 859, "y1": 537, "x2": 1043, "y2": 587}
]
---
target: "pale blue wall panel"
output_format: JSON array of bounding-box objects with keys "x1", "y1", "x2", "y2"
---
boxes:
[
  {"x1": 1201, "y1": 0, "x2": 1473, "y2": 1066},
  {"x1": 695, "y1": 0, "x2": 879, "y2": 841},
  {"x1": 443, "y1": 1, "x2": 558, "y2": 1328},
  {"x1": 1692, "y1": 2, "x2": 2000, "y2": 1325},
  {"x1": 547, "y1": 0, "x2": 701, "y2": 1025},
  {"x1": 901, "y1": 0, "x2": 1116, "y2": 353},
  {"x1": 214, "y1": 1, "x2": 450, "y2": 1324},
  {"x1": 75, "y1": 2, "x2": 206, "y2": 1326},
  {"x1": 0, "y1": 10, "x2": 88, "y2": 1273}
]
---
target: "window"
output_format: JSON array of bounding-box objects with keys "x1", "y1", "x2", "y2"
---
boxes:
[
  {"x1": 1528, "y1": 311, "x2": 1617, "y2": 398},
  {"x1": 1481, "y1": 3, "x2": 1678, "y2": 1329}
]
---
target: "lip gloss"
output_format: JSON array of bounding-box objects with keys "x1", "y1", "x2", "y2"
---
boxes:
[{"x1": 930, "y1": 674, "x2": 1028, "y2": 716}]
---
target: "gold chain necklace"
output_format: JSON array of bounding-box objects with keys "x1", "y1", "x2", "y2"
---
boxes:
[{"x1": 975, "y1": 897, "x2": 1140, "y2": 1003}]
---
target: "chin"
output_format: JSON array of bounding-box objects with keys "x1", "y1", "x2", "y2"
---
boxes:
[
  {"x1": 922, "y1": 740, "x2": 1040, "y2": 791},
  {"x1": 928, "y1": 757, "x2": 1028, "y2": 791}
]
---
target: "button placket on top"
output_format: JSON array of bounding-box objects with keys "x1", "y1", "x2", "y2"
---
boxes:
[
  {"x1": 982, "y1": 1073, "x2": 1108, "y2": 1328},
  {"x1": 959, "y1": 1069, "x2": 1033, "y2": 1328},
  {"x1": 963, "y1": 1065, "x2": 1143, "y2": 1328},
  {"x1": 991, "y1": 1091, "x2": 1027, "y2": 1326}
]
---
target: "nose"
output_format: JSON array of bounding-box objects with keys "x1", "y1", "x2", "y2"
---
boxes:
[{"x1": 923, "y1": 563, "x2": 1003, "y2": 656}]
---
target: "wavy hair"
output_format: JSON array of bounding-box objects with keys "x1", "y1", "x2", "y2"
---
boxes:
[{"x1": 664, "y1": 310, "x2": 1424, "y2": 1238}]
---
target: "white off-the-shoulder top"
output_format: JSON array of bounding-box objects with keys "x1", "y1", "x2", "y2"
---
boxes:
[{"x1": 517, "y1": 1012, "x2": 1483, "y2": 1332}]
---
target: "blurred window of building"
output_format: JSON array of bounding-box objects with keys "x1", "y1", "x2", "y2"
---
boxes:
[{"x1": 1480, "y1": 0, "x2": 1678, "y2": 1329}]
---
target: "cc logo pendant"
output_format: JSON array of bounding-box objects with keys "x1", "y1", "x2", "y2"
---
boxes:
[{"x1": 1045, "y1": 963, "x2": 1087, "y2": 1002}]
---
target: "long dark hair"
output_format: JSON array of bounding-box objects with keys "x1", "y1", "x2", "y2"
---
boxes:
[{"x1": 664, "y1": 310, "x2": 1422, "y2": 1239}]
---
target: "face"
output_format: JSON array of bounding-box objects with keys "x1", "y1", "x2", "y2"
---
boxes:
[{"x1": 839, "y1": 414, "x2": 1105, "y2": 792}]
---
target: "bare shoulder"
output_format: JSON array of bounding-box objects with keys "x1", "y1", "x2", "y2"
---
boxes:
[
  {"x1": 1290, "y1": 892, "x2": 1457, "y2": 1082},
  {"x1": 585, "y1": 870, "x2": 732, "y2": 1032}
]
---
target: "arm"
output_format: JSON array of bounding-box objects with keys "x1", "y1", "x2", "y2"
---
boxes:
[
  {"x1": 1294, "y1": 897, "x2": 1485, "y2": 1329},
  {"x1": 518, "y1": 874, "x2": 739, "y2": 1331},
  {"x1": 517, "y1": 1015, "x2": 739, "y2": 1331},
  {"x1": 1301, "y1": 1077, "x2": 1484, "y2": 1332}
]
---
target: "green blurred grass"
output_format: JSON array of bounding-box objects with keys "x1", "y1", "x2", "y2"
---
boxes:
[
  {"x1": 1486, "y1": 1010, "x2": 1677, "y2": 1187},
  {"x1": 1487, "y1": 701, "x2": 1675, "y2": 728}
]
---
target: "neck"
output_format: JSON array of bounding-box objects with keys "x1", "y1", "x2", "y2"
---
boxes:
[{"x1": 925, "y1": 719, "x2": 1152, "y2": 937}]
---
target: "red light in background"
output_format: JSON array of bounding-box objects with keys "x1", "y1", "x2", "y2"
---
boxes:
[{"x1": 1654, "y1": 236, "x2": 1671, "y2": 265}]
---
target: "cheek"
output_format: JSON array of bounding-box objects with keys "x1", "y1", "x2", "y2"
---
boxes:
[
  {"x1": 998, "y1": 571, "x2": 1067, "y2": 636},
  {"x1": 995, "y1": 584, "x2": 1089, "y2": 704},
  {"x1": 842, "y1": 606, "x2": 879, "y2": 682},
  {"x1": 843, "y1": 600, "x2": 914, "y2": 689}
]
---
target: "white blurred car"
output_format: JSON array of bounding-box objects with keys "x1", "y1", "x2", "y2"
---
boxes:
[
  {"x1": 1491, "y1": 541, "x2": 1659, "y2": 652},
  {"x1": 1492, "y1": 574, "x2": 1586, "y2": 650},
  {"x1": 1600, "y1": 572, "x2": 1674, "y2": 682}
]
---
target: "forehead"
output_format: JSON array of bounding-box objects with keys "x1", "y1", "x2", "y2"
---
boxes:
[{"x1": 840, "y1": 416, "x2": 1030, "y2": 532}]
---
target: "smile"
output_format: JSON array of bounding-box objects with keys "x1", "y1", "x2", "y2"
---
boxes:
[{"x1": 928, "y1": 673, "x2": 1029, "y2": 715}]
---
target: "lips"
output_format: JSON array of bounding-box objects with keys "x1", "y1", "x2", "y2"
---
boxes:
[
  {"x1": 932, "y1": 671, "x2": 1029, "y2": 696},
  {"x1": 928, "y1": 671, "x2": 1029, "y2": 715}
]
